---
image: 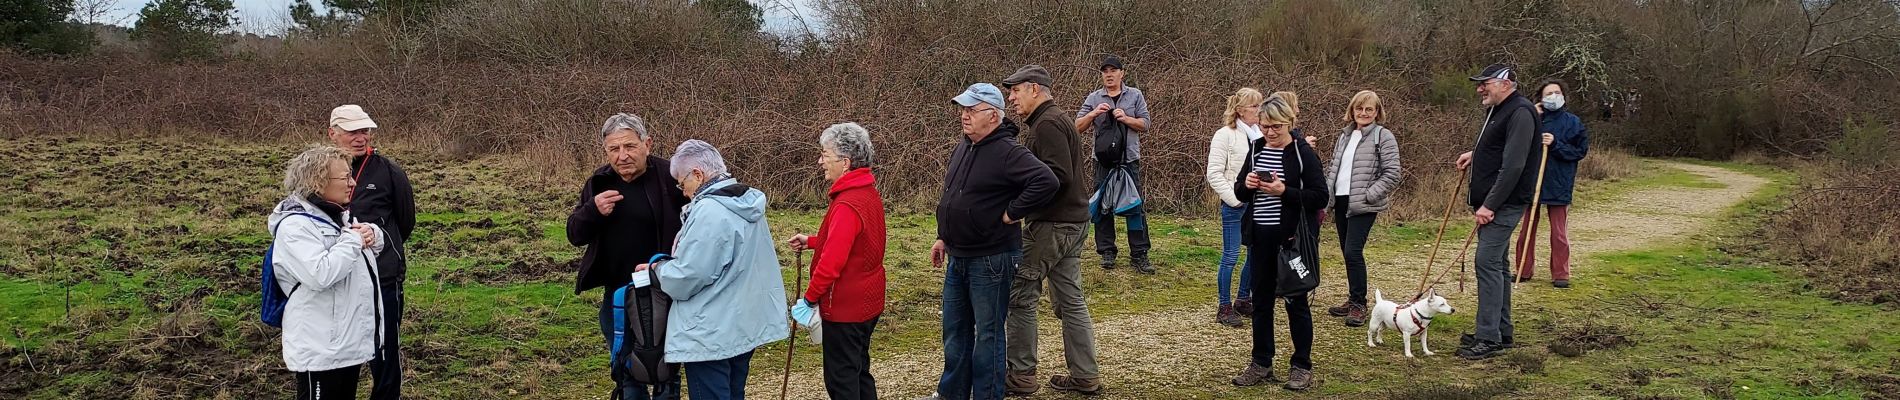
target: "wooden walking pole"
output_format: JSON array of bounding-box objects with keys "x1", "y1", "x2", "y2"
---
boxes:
[
  {"x1": 1514, "y1": 143, "x2": 1553, "y2": 285},
  {"x1": 1416, "y1": 168, "x2": 1471, "y2": 299},
  {"x1": 781, "y1": 248, "x2": 804, "y2": 400}
]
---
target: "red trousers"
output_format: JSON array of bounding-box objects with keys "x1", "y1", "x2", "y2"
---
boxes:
[{"x1": 1517, "y1": 205, "x2": 1571, "y2": 281}]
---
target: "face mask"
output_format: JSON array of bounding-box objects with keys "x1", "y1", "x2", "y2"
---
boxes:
[{"x1": 1542, "y1": 94, "x2": 1566, "y2": 111}]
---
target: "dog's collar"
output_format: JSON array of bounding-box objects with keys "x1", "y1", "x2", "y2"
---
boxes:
[{"x1": 1395, "y1": 304, "x2": 1430, "y2": 327}]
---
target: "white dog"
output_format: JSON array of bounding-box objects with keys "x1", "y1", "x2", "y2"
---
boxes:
[{"x1": 1367, "y1": 288, "x2": 1456, "y2": 357}]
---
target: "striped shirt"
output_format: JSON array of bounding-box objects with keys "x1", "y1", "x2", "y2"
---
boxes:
[{"x1": 1251, "y1": 145, "x2": 1288, "y2": 225}]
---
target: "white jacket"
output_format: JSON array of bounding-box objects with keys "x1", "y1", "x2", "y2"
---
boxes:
[
  {"x1": 268, "y1": 196, "x2": 385, "y2": 372},
  {"x1": 1206, "y1": 125, "x2": 1252, "y2": 207}
]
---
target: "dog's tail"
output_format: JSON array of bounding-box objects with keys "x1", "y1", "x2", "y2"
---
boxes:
[{"x1": 1374, "y1": 288, "x2": 1384, "y2": 303}]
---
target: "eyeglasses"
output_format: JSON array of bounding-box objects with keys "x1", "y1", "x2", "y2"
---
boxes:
[
  {"x1": 959, "y1": 106, "x2": 998, "y2": 116},
  {"x1": 327, "y1": 176, "x2": 353, "y2": 182},
  {"x1": 1262, "y1": 124, "x2": 1290, "y2": 131}
]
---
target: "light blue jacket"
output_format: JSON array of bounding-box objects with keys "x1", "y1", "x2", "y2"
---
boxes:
[{"x1": 654, "y1": 178, "x2": 790, "y2": 363}]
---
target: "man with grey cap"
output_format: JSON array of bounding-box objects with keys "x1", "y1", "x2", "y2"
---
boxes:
[
  {"x1": 323, "y1": 104, "x2": 415, "y2": 400},
  {"x1": 1452, "y1": 63, "x2": 1543, "y2": 360},
  {"x1": 999, "y1": 65, "x2": 1103, "y2": 395},
  {"x1": 923, "y1": 83, "x2": 1058, "y2": 400},
  {"x1": 1073, "y1": 55, "x2": 1157, "y2": 274}
]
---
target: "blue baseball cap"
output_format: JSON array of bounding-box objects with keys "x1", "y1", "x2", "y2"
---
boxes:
[{"x1": 951, "y1": 83, "x2": 1006, "y2": 111}]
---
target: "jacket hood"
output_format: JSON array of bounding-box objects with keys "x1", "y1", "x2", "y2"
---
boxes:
[
  {"x1": 696, "y1": 179, "x2": 767, "y2": 223},
  {"x1": 970, "y1": 118, "x2": 1022, "y2": 146},
  {"x1": 269, "y1": 196, "x2": 345, "y2": 234},
  {"x1": 829, "y1": 168, "x2": 876, "y2": 197}
]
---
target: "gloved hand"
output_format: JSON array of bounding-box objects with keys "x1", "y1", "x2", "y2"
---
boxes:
[{"x1": 791, "y1": 299, "x2": 818, "y2": 327}]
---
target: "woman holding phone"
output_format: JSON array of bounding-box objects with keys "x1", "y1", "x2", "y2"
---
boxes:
[{"x1": 1228, "y1": 93, "x2": 1328, "y2": 391}]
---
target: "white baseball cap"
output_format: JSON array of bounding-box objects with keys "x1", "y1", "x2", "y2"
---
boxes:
[{"x1": 329, "y1": 105, "x2": 378, "y2": 131}]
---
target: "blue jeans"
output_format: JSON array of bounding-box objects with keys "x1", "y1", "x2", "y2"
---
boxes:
[
  {"x1": 599, "y1": 291, "x2": 682, "y2": 400},
  {"x1": 1218, "y1": 204, "x2": 1253, "y2": 305},
  {"x1": 938, "y1": 250, "x2": 1019, "y2": 400},
  {"x1": 683, "y1": 350, "x2": 754, "y2": 400}
]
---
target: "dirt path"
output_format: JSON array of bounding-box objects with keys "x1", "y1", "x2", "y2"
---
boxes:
[{"x1": 751, "y1": 161, "x2": 1768, "y2": 399}]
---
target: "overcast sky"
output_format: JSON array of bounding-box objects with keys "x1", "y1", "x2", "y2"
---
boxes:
[{"x1": 89, "y1": 0, "x2": 821, "y2": 36}]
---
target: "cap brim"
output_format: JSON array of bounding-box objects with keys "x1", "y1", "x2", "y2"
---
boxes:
[
  {"x1": 335, "y1": 119, "x2": 378, "y2": 131},
  {"x1": 952, "y1": 94, "x2": 983, "y2": 107}
]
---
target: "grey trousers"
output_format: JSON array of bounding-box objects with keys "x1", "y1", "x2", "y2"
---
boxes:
[
  {"x1": 1474, "y1": 203, "x2": 1527, "y2": 343},
  {"x1": 1005, "y1": 221, "x2": 1100, "y2": 379}
]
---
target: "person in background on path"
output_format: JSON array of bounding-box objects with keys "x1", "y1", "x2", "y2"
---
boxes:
[
  {"x1": 1074, "y1": 55, "x2": 1157, "y2": 274},
  {"x1": 565, "y1": 113, "x2": 687, "y2": 399},
  {"x1": 1000, "y1": 65, "x2": 1105, "y2": 396},
  {"x1": 323, "y1": 104, "x2": 416, "y2": 400},
  {"x1": 1523, "y1": 79, "x2": 1589, "y2": 288},
  {"x1": 1229, "y1": 94, "x2": 1328, "y2": 391},
  {"x1": 1453, "y1": 63, "x2": 1542, "y2": 360},
  {"x1": 269, "y1": 145, "x2": 387, "y2": 400},
  {"x1": 1206, "y1": 87, "x2": 1266, "y2": 328},
  {"x1": 637, "y1": 140, "x2": 789, "y2": 400},
  {"x1": 922, "y1": 83, "x2": 1059, "y2": 400},
  {"x1": 787, "y1": 122, "x2": 889, "y2": 400},
  {"x1": 1321, "y1": 90, "x2": 1403, "y2": 327}
]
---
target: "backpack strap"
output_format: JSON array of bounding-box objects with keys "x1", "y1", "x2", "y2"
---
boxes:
[{"x1": 269, "y1": 212, "x2": 341, "y2": 296}]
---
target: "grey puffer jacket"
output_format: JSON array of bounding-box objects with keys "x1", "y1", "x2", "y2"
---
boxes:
[{"x1": 1324, "y1": 123, "x2": 1402, "y2": 216}]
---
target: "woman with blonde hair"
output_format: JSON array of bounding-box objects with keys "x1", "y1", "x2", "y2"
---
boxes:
[
  {"x1": 1230, "y1": 94, "x2": 1327, "y2": 391},
  {"x1": 1205, "y1": 88, "x2": 1264, "y2": 327},
  {"x1": 1321, "y1": 90, "x2": 1403, "y2": 327}
]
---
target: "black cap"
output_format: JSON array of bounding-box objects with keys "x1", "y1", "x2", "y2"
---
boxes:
[
  {"x1": 1101, "y1": 55, "x2": 1125, "y2": 71},
  {"x1": 1469, "y1": 63, "x2": 1514, "y2": 82},
  {"x1": 1002, "y1": 65, "x2": 1053, "y2": 88}
]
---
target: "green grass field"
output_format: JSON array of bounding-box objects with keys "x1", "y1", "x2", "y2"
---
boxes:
[{"x1": 2, "y1": 137, "x2": 1895, "y2": 399}]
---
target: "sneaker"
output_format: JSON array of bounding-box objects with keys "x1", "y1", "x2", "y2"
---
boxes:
[
  {"x1": 1217, "y1": 304, "x2": 1244, "y2": 327},
  {"x1": 1283, "y1": 367, "x2": 1315, "y2": 391},
  {"x1": 915, "y1": 393, "x2": 943, "y2": 400},
  {"x1": 1552, "y1": 279, "x2": 1571, "y2": 288},
  {"x1": 1326, "y1": 300, "x2": 1355, "y2": 317},
  {"x1": 1458, "y1": 340, "x2": 1509, "y2": 360},
  {"x1": 1235, "y1": 298, "x2": 1255, "y2": 318},
  {"x1": 1460, "y1": 333, "x2": 1516, "y2": 348},
  {"x1": 1132, "y1": 257, "x2": 1155, "y2": 274},
  {"x1": 1048, "y1": 375, "x2": 1103, "y2": 395},
  {"x1": 1343, "y1": 303, "x2": 1368, "y2": 327},
  {"x1": 1231, "y1": 362, "x2": 1280, "y2": 386},
  {"x1": 1006, "y1": 371, "x2": 1039, "y2": 396}
]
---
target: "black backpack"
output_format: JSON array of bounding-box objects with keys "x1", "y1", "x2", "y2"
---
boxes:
[
  {"x1": 1094, "y1": 116, "x2": 1131, "y2": 167},
  {"x1": 610, "y1": 267, "x2": 675, "y2": 394}
]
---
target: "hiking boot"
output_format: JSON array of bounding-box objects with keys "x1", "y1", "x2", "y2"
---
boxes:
[
  {"x1": 1458, "y1": 340, "x2": 1509, "y2": 360},
  {"x1": 1552, "y1": 279, "x2": 1571, "y2": 288},
  {"x1": 1460, "y1": 333, "x2": 1516, "y2": 348},
  {"x1": 1231, "y1": 362, "x2": 1280, "y2": 386},
  {"x1": 1132, "y1": 257, "x2": 1155, "y2": 274},
  {"x1": 1099, "y1": 254, "x2": 1118, "y2": 270},
  {"x1": 1048, "y1": 375, "x2": 1103, "y2": 395},
  {"x1": 1006, "y1": 371, "x2": 1039, "y2": 396},
  {"x1": 1217, "y1": 304, "x2": 1244, "y2": 328},
  {"x1": 1343, "y1": 303, "x2": 1368, "y2": 327},
  {"x1": 1234, "y1": 298, "x2": 1255, "y2": 318},
  {"x1": 1283, "y1": 367, "x2": 1316, "y2": 391},
  {"x1": 1326, "y1": 300, "x2": 1355, "y2": 317}
]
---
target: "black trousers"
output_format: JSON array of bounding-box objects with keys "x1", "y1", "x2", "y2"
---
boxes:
[
  {"x1": 822, "y1": 315, "x2": 879, "y2": 400},
  {"x1": 1333, "y1": 197, "x2": 1377, "y2": 305},
  {"x1": 368, "y1": 284, "x2": 403, "y2": 400},
  {"x1": 1247, "y1": 224, "x2": 1314, "y2": 371},
  {"x1": 297, "y1": 365, "x2": 362, "y2": 400}
]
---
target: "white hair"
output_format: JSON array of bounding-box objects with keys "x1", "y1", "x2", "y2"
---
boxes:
[
  {"x1": 669, "y1": 139, "x2": 729, "y2": 181},
  {"x1": 283, "y1": 145, "x2": 349, "y2": 198},
  {"x1": 819, "y1": 122, "x2": 875, "y2": 169},
  {"x1": 599, "y1": 113, "x2": 650, "y2": 141}
]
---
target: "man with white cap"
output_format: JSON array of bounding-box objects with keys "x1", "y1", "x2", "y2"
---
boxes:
[
  {"x1": 325, "y1": 104, "x2": 417, "y2": 400},
  {"x1": 922, "y1": 83, "x2": 1058, "y2": 400}
]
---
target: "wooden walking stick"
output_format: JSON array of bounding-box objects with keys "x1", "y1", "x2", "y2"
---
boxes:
[
  {"x1": 1514, "y1": 143, "x2": 1553, "y2": 285},
  {"x1": 1416, "y1": 168, "x2": 1471, "y2": 299},
  {"x1": 781, "y1": 247, "x2": 804, "y2": 400}
]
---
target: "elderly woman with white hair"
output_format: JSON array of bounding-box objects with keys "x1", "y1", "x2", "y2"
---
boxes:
[
  {"x1": 635, "y1": 139, "x2": 789, "y2": 400},
  {"x1": 267, "y1": 145, "x2": 387, "y2": 400},
  {"x1": 786, "y1": 122, "x2": 887, "y2": 400}
]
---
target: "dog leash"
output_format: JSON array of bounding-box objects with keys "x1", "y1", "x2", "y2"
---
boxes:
[{"x1": 1414, "y1": 168, "x2": 1471, "y2": 301}]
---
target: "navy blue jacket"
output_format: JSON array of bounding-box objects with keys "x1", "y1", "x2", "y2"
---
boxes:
[{"x1": 1539, "y1": 108, "x2": 1589, "y2": 205}]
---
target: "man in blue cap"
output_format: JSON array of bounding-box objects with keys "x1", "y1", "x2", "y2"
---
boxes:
[
  {"x1": 1453, "y1": 63, "x2": 1542, "y2": 360},
  {"x1": 923, "y1": 83, "x2": 1059, "y2": 400}
]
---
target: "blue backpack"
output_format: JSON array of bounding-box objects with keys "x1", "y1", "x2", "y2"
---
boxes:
[{"x1": 261, "y1": 213, "x2": 336, "y2": 328}]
